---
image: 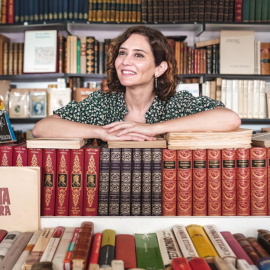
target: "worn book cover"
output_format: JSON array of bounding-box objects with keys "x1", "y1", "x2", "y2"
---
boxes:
[{"x1": 27, "y1": 138, "x2": 87, "y2": 149}]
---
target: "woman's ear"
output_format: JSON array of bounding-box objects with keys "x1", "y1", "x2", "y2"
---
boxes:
[{"x1": 155, "y1": 61, "x2": 168, "y2": 77}]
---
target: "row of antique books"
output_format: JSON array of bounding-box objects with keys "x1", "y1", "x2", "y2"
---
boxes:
[{"x1": 1, "y1": 222, "x2": 270, "y2": 270}]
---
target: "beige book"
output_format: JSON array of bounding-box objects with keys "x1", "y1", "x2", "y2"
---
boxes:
[
  {"x1": 252, "y1": 132, "x2": 270, "y2": 147},
  {"x1": 247, "y1": 80, "x2": 254, "y2": 118},
  {"x1": 0, "y1": 232, "x2": 33, "y2": 270},
  {"x1": 111, "y1": 260, "x2": 124, "y2": 270},
  {"x1": 26, "y1": 138, "x2": 87, "y2": 149},
  {"x1": 237, "y1": 259, "x2": 254, "y2": 270},
  {"x1": 221, "y1": 79, "x2": 226, "y2": 106},
  {"x1": 225, "y1": 80, "x2": 233, "y2": 110},
  {"x1": 259, "y1": 80, "x2": 267, "y2": 119},
  {"x1": 243, "y1": 80, "x2": 249, "y2": 118},
  {"x1": 0, "y1": 167, "x2": 40, "y2": 231},
  {"x1": 195, "y1": 38, "x2": 220, "y2": 48},
  {"x1": 70, "y1": 35, "x2": 78, "y2": 74},
  {"x1": 238, "y1": 80, "x2": 244, "y2": 118},
  {"x1": 23, "y1": 228, "x2": 55, "y2": 270},
  {"x1": 210, "y1": 80, "x2": 216, "y2": 100},
  {"x1": 0, "y1": 231, "x2": 20, "y2": 261},
  {"x1": 232, "y1": 80, "x2": 239, "y2": 114},
  {"x1": 13, "y1": 230, "x2": 42, "y2": 270},
  {"x1": 220, "y1": 31, "x2": 255, "y2": 74},
  {"x1": 252, "y1": 80, "x2": 260, "y2": 118},
  {"x1": 0, "y1": 80, "x2": 10, "y2": 113},
  {"x1": 66, "y1": 35, "x2": 71, "y2": 73},
  {"x1": 215, "y1": 77, "x2": 222, "y2": 101},
  {"x1": 80, "y1": 36, "x2": 87, "y2": 74}
]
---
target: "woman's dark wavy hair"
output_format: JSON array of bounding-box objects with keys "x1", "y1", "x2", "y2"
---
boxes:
[{"x1": 106, "y1": 25, "x2": 178, "y2": 101}]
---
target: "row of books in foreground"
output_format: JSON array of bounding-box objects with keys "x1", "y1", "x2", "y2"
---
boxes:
[{"x1": 1, "y1": 222, "x2": 270, "y2": 270}]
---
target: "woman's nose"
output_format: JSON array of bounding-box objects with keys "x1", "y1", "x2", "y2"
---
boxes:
[{"x1": 122, "y1": 54, "x2": 132, "y2": 65}]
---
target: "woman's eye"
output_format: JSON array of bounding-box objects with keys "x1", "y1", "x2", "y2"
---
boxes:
[
  {"x1": 135, "y1": 53, "x2": 143, "y2": 58},
  {"x1": 118, "y1": 51, "x2": 126, "y2": 55}
]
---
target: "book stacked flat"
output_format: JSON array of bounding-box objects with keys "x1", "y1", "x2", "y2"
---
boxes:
[
  {"x1": 252, "y1": 132, "x2": 270, "y2": 147},
  {"x1": 165, "y1": 128, "x2": 253, "y2": 150}
]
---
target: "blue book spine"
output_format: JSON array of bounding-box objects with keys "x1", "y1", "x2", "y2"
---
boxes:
[
  {"x1": 28, "y1": 0, "x2": 34, "y2": 21},
  {"x1": 63, "y1": 0, "x2": 68, "y2": 19},
  {"x1": 83, "y1": 0, "x2": 88, "y2": 20},
  {"x1": 74, "y1": 0, "x2": 79, "y2": 19},
  {"x1": 48, "y1": 0, "x2": 53, "y2": 20},
  {"x1": 4, "y1": 111, "x2": 16, "y2": 142},
  {"x1": 39, "y1": 0, "x2": 43, "y2": 21},
  {"x1": 23, "y1": 0, "x2": 29, "y2": 21},
  {"x1": 14, "y1": 0, "x2": 20, "y2": 22},
  {"x1": 58, "y1": 0, "x2": 63, "y2": 20},
  {"x1": 68, "y1": 0, "x2": 74, "y2": 19},
  {"x1": 33, "y1": 0, "x2": 39, "y2": 21},
  {"x1": 53, "y1": 0, "x2": 58, "y2": 20},
  {"x1": 44, "y1": 0, "x2": 48, "y2": 20},
  {"x1": 258, "y1": 258, "x2": 270, "y2": 270}
]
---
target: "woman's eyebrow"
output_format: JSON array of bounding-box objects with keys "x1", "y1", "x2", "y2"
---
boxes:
[{"x1": 119, "y1": 47, "x2": 147, "y2": 54}]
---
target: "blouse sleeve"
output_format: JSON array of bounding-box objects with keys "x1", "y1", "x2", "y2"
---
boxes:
[
  {"x1": 162, "y1": 90, "x2": 225, "y2": 121},
  {"x1": 53, "y1": 90, "x2": 107, "y2": 125}
]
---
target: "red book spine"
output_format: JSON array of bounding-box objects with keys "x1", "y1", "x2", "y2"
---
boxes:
[
  {"x1": 0, "y1": 144, "x2": 14, "y2": 166},
  {"x1": 162, "y1": 149, "x2": 176, "y2": 216},
  {"x1": 13, "y1": 143, "x2": 27, "y2": 166},
  {"x1": 7, "y1": 0, "x2": 14, "y2": 23},
  {"x1": 207, "y1": 149, "x2": 221, "y2": 216},
  {"x1": 176, "y1": 150, "x2": 192, "y2": 216},
  {"x1": 268, "y1": 148, "x2": 270, "y2": 215},
  {"x1": 0, "y1": 230, "x2": 7, "y2": 242},
  {"x1": 250, "y1": 147, "x2": 267, "y2": 216},
  {"x1": 88, "y1": 232, "x2": 102, "y2": 265},
  {"x1": 83, "y1": 146, "x2": 100, "y2": 216},
  {"x1": 55, "y1": 149, "x2": 71, "y2": 216},
  {"x1": 222, "y1": 149, "x2": 236, "y2": 216},
  {"x1": 171, "y1": 258, "x2": 192, "y2": 270},
  {"x1": 42, "y1": 148, "x2": 57, "y2": 216},
  {"x1": 189, "y1": 257, "x2": 211, "y2": 270},
  {"x1": 193, "y1": 149, "x2": 207, "y2": 216},
  {"x1": 234, "y1": 0, "x2": 243, "y2": 22},
  {"x1": 236, "y1": 148, "x2": 250, "y2": 216},
  {"x1": 69, "y1": 148, "x2": 85, "y2": 216}
]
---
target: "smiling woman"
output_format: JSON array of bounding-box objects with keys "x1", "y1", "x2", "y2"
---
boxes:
[{"x1": 32, "y1": 26, "x2": 241, "y2": 141}]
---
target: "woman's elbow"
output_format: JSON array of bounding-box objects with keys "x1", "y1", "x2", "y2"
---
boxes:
[
  {"x1": 32, "y1": 121, "x2": 42, "y2": 137},
  {"x1": 229, "y1": 111, "x2": 241, "y2": 130}
]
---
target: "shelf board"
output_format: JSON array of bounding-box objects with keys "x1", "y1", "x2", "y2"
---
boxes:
[
  {"x1": 204, "y1": 22, "x2": 270, "y2": 32},
  {"x1": 0, "y1": 73, "x2": 65, "y2": 82},
  {"x1": 10, "y1": 118, "x2": 43, "y2": 124},
  {"x1": 205, "y1": 74, "x2": 270, "y2": 80},
  {"x1": 241, "y1": 118, "x2": 270, "y2": 124}
]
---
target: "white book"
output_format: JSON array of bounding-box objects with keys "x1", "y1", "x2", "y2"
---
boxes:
[
  {"x1": 172, "y1": 225, "x2": 198, "y2": 259},
  {"x1": 52, "y1": 227, "x2": 75, "y2": 270},
  {"x1": 225, "y1": 80, "x2": 233, "y2": 110},
  {"x1": 247, "y1": 80, "x2": 254, "y2": 118},
  {"x1": 221, "y1": 79, "x2": 227, "y2": 106},
  {"x1": 254, "y1": 41, "x2": 258, "y2": 74},
  {"x1": 237, "y1": 259, "x2": 257, "y2": 270},
  {"x1": 243, "y1": 80, "x2": 249, "y2": 118},
  {"x1": 111, "y1": 260, "x2": 124, "y2": 270},
  {"x1": 232, "y1": 80, "x2": 239, "y2": 114},
  {"x1": 201, "y1": 83, "x2": 206, "y2": 97},
  {"x1": 252, "y1": 80, "x2": 260, "y2": 118},
  {"x1": 12, "y1": 230, "x2": 42, "y2": 270},
  {"x1": 238, "y1": 80, "x2": 244, "y2": 118},
  {"x1": 259, "y1": 80, "x2": 267, "y2": 119},
  {"x1": 256, "y1": 40, "x2": 261, "y2": 75},
  {"x1": 205, "y1": 81, "x2": 211, "y2": 98},
  {"x1": 0, "y1": 232, "x2": 20, "y2": 261},
  {"x1": 176, "y1": 83, "x2": 200, "y2": 97},
  {"x1": 156, "y1": 230, "x2": 182, "y2": 267}
]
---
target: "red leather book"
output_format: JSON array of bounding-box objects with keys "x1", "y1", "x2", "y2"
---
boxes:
[
  {"x1": 268, "y1": 148, "x2": 270, "y2": 216},
  {"x1": 7, "y1": 0, "x2": 14, "y2": 23},
  {"x1": 176, "y1": 150, "x2": 192, "y2": 216},
  {"x1": 42, "y1": 148, "x2": 57, "y2": 216},
  {"x1": 0, "y1": 143, "x2": 15, "y2": 166},
  {"x1": 162, "y1": 149, "x2": 176, "y2": 216},
  {"x1": 234, "y1": 0, "x2": 243, "y2": 22},
  {"x1": 220, "y1": 231, "x2": 254, "y2": 265},
  {"x1": 236, "y1": 148, "x2": 250, "y2": 216},
  {"x1": 192, "y1": 149, "x2": 207, "y2": 216},
  {"x1": 55, "y1": 149, "x2": 71, "y2": 216},
  {"x1": 69, "y1": 148, "x2": 85, "y2": 216},
  {"x1": 250, "y1": 147, "x2": 267, "y2": 216},
  {"x1": 221, "y1": 149, "x2": 236, "y2": 216},
  {"x1": 83, "y1": 144, "x2": 100, "y2": 216},
  {"x1": 171, "y1": 257, "x2": 192, "y2": 270},
  {"x1": 0, "y1": 229, "x2": 7, "y2": 242},
  {"x1": 207, "y1": 149, "x2": 221, "y2": 216},
  {"x1": 13, "y1": 143, "x2": 27, "y2": 166},
  {"x1": 115, "y1": 234, "x2": 137, "y2": 269},
  {"x1": 88, "y1": 232, "x2": 102, "y2": 265},
  {"x1": 188, "y1": 257, "x2": 211, "y2": 270}
]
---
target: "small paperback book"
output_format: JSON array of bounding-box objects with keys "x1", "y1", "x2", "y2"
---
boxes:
[{"x1": 0, "y1": 98, "x2": 16, "y2": 143}]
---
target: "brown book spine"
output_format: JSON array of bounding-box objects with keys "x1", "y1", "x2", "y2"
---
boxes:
[
  {"x1": 55, "y1": 149, "x2": 71, "y2": 216},
  {"x1": 18, "y1": 43, "x2": 23, "y2": 75},
  {"x1": 179, "y1": 0, "x2": 185, "y2": 21},
  {"x1": 176, "y1": 150, "x2": 192, "y2": 216},
  {"x1": 190, "y1": 0, "x2": 198, "y2": 22},
  {"x1": 115, "y1": 0, "x2": 121, "y2": 21},
  {"x1": 158, "y1": 0, "x2": 163, "y2": 22},
  {"x1": 222, "y1": 149, "x2": 236, "y2": 216},
  {"x1": 147, "y1": 0, "x2": 153, "y2": 22},
  {"x1": 260, "y1": 43, "x2": 270, "y2": 75},
  {"x1": 86, "y1": 36, "x2": 95, "y2": 74},
  {"x1": 184, "y1": 0, "x2": 190, "y2": 21},
  {"x1": 0, "y1": 144, "x2": 14, "y2": 166},
  {"x1": 8, "y1": 42, "x2": 13, "y2": 75},
  {"x1": 174, "y1": 0, "x2": 179, "y2": 22},
  {"x1": 204, "y1": 0, "x2": 211, "y2": 21},
  {"x1": 228, "y1": 0, "x2": 234, "y2": 21},
  {"x1": 153, "y1": 0, "x2": 158, "y2": 22},
  {"x1": 162, "y1": 149, "x2": 176, "y2": 216},
  {"x1": 183, "y1": 42, "x2": 187, "y2": 74},
  {"x1": 236, "y1": 148, "x2": 250, "y2": 216},
  {"x1": 223, "y1": 0, "x2": 229, "y2": 21},
  {"x1": 69, "y1": 148, "x2": 85, "y2": 216},
  {"x1": 13, "y1": 143, "x2": 27, "y2": 166},
  {"x1": 207, "y1": 149, "x2": 221, "y2": 216},
  {"x1": 123, "y1": 0, "x2": 128, "y2": 21},
  {"x1": 250, "y1": 147, "x2": 267, "y2": 216},
  {"x1": 111, "y1": 0, "x2": 116, "y2": 21},
  {"x1": 211, "y1": 0, "x2": 218, "y2": 21},
  {"x1": 136, "y1": 0, "x2": 141, "y2": 22},
  {"x1": 3, "y1": 42, "x2": 8, "y2": 76},
  {"x1": 206, "y1": 45, "x2": 213, "y2": 74},
  {"x1": 164, "y1": 0, "x2": 169, "y2": 22},
  {"x1": 247, "y1": 237, "x2": 270, "y2": 258},
  {"x1": 42, "y1": 148, "x2": 57, "y2": 216},
  {"x1": 7, "y1": 0, "x2": 14, "y2": 23},
  {"x1": 58, "y1": 35, "x2": 65, "y2": 74},
  {"x1": 168, "y1": 0, "x2": 174, "y2": 22},
  {"x1": 234, "y1": 0, "x2": 243, "y2": 22},
  {"x1": 217, "y1": 0, "x2": 224, "y2": 21},
  {"x1": 192, "y1": 149, "x2": 207, "y2": 216},
  {"x1": 13, "y1": 43, "x2": 18, "y2": 75},
  {"x1": 198, "y1": 0, "x2": 205, "y2": 22},
  {"x1": 1, "y1": 0, "x2": 7, "y2": 23}
]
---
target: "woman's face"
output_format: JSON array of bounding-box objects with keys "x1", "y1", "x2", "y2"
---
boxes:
[{"x1": 115, "y1": 34, "x2": 157, "y2": 90}]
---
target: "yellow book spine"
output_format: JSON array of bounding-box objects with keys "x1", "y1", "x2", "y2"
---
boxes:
[
  {"x1": 186, "y1": 224, "x2": 219, "y2": 259},
  {"x1": 88, "y1": 0, "x2": 93, "y2": 21},
  {"x1": 115, "y1": 0, "x2": 121, "y2": 22},
  {"x1": 97, "y1": 0, "x2": 103, "y2": 21},
  {"x1": 137, "y1": 0, "x2": 141, "y2": 22}
]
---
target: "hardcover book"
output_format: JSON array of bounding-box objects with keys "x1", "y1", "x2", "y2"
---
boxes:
[
  {"x1": 27, "y1": 138, "x2": 87, "y2": 149},
  {"x1": 99, "y1": 229, "x2": 116, "y2": 268},
  {"x1": 108, "y1": 137, "x2": 166, "y2": 148}
]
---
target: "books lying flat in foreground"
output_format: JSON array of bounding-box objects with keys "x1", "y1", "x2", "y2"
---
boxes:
[
  {"x1": 26, "y1": 138, "x2": 88, "y2": 149},
  {"x1": 108, "y1": 137, "x2": 167, "y2": 148},
  {"x1": 252, "y1": 133, "x2": 270, "y2": 147},
  {"x1": 166, "y1": 128, "x2": 253, "y2": 150}
]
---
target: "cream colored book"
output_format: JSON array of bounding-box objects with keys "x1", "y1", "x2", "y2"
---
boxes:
[
  {"x1": 220, "y1": 30, "x2": 255, "y2": 74},
  {"x1": 111, "y1": 260, "x2": 124, "y2": 270},
  {"x1": 0, "y1": 231, "x2": 20, "y2": 262},
  {"x1": 26, "y1": 138, "x2": 87, "y2": 149},
  {"x1": 243, "y1": 80, "x2": 249, "y2": 118},
  {"x1": 252, "y1": 80, "x2": 260, "y2": 118},
  {"x1": 225, "y1": 80, "x2": 233, "y2": 110},
  {"x1": 247, "y1": 80, "x2": 254, "y2": 119},
  {"x1": 232, "y1": 80, "x2": 239, "y2": 114},
  {"x1": 238, "y1": 80, "x2": 244, "y2": 118},
  {"x1": 195, "y1": 38, "x2": 220, "y2": 48},
  {"x1": 259, "y1": 80, "x2": 267, "y2": 119},
  {"x1": 252, "y1": 132, "x2": 270, "y2": 147}
]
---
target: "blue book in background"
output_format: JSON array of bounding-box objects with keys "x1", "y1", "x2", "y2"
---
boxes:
[
  {"x1": 63, "y1": 0, "x2": 68, "y2": 20},
  {"x1": 14, "y1": 0, "x2": 20, "y2": 23},
  {"x1": 19, "y1": 0, "x2": 25, "y2": 22},
  {"x1": 83, "y1": 0, "x2": 89, "y2": 20},
  {"x1": 33, "y1": 0, "x2": 39, "y2": 21},
  {"x1": 258, "y1": 258, "x2": 270, "y2": 270},
  {"x1": 44, "y1": 0, "x2": 49, "y2": 20},
  {"x1": 68, "y1": 0, "x2": 74, "y2": 20},
  {"x1": 53, "y1": 0, "x2": 58, "y2": 20},
  {"x1": 78, "y1": 0, "x2": 84, "y2": 20},
  {"x1": 58, "y1": 0, "x2": 63, "y2": 20},
  {"x1": 28, "y1": 0, "x2": 34, "y2": 21},
  {"x1": 48, "y1": 0, "x2": 53, "y2": 20},
  {"x1": 74, "y1": 0, "x2": 79, "y2": 20},
  {"x1": 39, "y1": 0, "x2": 44, "y2": 21}
]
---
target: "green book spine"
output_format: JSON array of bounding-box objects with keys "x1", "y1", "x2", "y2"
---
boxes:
[
  {"x1": 135, "y1": 233, "x2": 164, "y2": 270},
  {"x1": 268, "y1": 0, "x2": 270, "y2": 21},
  {"x1": 77, "y1": 39, "x2": 81, "y2": 74},
  {"x1": 242, "y1": 0, "x2": 250, "y2": 21},
  {"x1": 262, "y1": 0, "x2": 268, "y2": 21},
  {"x1": 255, "y1": 0, "x2": 262, "y2": 21},
  {"x1": 249, "y1": 0, "x2": 255, "y2": 22}
]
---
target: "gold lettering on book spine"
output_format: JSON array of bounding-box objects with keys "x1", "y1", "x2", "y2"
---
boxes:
[
  {"x1": 1, "y1": 153, "x2": 8, "y2": 166},
  {"x1": 58, "y1": 155, "x2": 68, "y2": 207},
  {"x1": 71, "y1": 155, "x2": 82, "y2": 207},
  {"x1": 86, "y1": 155, "x2": 97, "y2": 207},
  {"x1": 30, "y1": 154, "x2": 38, "y2": 166},
  {"x1": 45, "y1": 154, "x2": 54, "y2": 207}
]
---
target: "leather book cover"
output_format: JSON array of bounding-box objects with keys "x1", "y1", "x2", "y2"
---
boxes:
[
  {"x1": 141, "y1": 148, "x2": 152, "y2": 215},
  {"x1": 147, "y1": 0, "x2": 153, "y2": 22},
  {"x1": 99, "y1": 229, "x2": 116, "y2": 268},
  {"x1": 257, "y1": 229, "x2": 270, "y2": 254},
  {"x1": 115, "y1": 234, "x2": 137, "y2": 269},
  {"x1": 120, "y1": 148, "x2": 132, "y2": 216},
  {"x1": 242, "y1": 0, "x2": 250, "y2": 22},
  {"x1": 109, "y1": 148, "x2": 121, "y2": 216},
  {"x1": 1, "y1": 0, "x2": 7, "y2": 23},
  {"x1": 153, "y1": 0, "x2": 158, "y2": 22},
  {"x1": 206, "y1": 45, "x2": 213, "y2": 74},
  {"x1": 42, "y1": 148, "x2": 57, "y2": 216},
  {"x1": 250, "y1": 147, "x2": 267, "y2": 215},
  {"x1": 18, "y1": 43, "x2": 23, "y2": 75},
  {"x1": 189, "y1": 257, "x2": 212, "y2": 270},
  {"x1": 217, "y1": 0, "x2": 224, "y2": 21},
  {"x1": 178, "y1": 0, "x2": 184, "y2": 22},
  {"x1": 198, "y1": 0, "x2": 205, "y2": 22},
  {"x1": 220, "y1": 231, "x2": 254, "y2": 265},
  {"x1": 204, "y1": 0, "x2": 211, "y2": 21},
  {"x1": 128, "y1": 0, "x2": 133, "y2": 22},
  {"x1": 136, "y1": 0, "x2": 141, "y2": 22},
  {"x1": 255, "y1": 0, "x2": 262, "y2": 22},
  {"x1": 162, "y1": 149, "x2": 176, "y2": 216},
  {"x1": 190, "y1": 0, "x2": 198, "y2": 22},
  {"x1": 86, "y1": 36, "x2": 95, "y2": 74},
  {"x1": 247, "y1": 237, "x2": 270, "y2": 257},
  {"x1": 123, "y1": 0, "x2": 128, "y2": 22},
  {"x1": 176, "y1": 150, "x2": 192, "y2": 216},
  {"x1": 260, "y1": 43, "x2": 270, "y2": 75},
  {"x1": 222, "y1": 148, "x2": 236, "y2": 216},
  {"x1": 13, "y1": 143, "x2": 27, "y2": 166},
  {"x1": 193, "y1": 149, "x2": 207, "y2": 216},
  {"x1": 14, "y1": 0, "x2": 20, "y2": 23},
  {"x1": 0, "y1": 230, "x2": 7, "y2": 243},
  {"x1": 157, "y1": 0, "x2": 163, "y2": 22},
  {"x1": 98, "y1": 145, "x2": 110, "y2": 216},
  {"x1": 211, "y1": 0, "x2": 218, "y2": 21},
  {"x1": 131, "y1": 148, "x2": 142, "y2": 216},
  {"x1": 233, "y1": 233, "x2": 261, "y2": 265},
  {"x1": 0, "y1": 143, "x2": 15, "y2": 166},
  {"x1": 69, "y1": 148, "x2": 85, "y2": 216},
  {"x1": 223, "y1": 0, "x2": 229, "y2": 21},
  {"x1": 236, "y1": 148, "x2": 250, "y2": 216},
  {"x1": 7, "y1": 0, "x2": 14, "y2": 24},
  {"x1": 58, "y1": 35, "x2": 65, "y2": 74},
  {"x1": 80, "y1": 36, "x2": 87, "y2": 74},
  {"x1": 207, "y1": 149, "x2": 221, "y2": 216},
  {"x1": 83, "y1": 144, "x2": 100, "y2": 216},
  {"x1": 184, "y1": 0, "x2": 190, "y2": 22},
  {"x1": 88, "y1": 232, "x2": 102, "y2": 264},
  {"x1": 151, "y1": 148, "x2": 162, "y2": 216},
  {"x1": 13, "y1": 43, "x2": 18, "y2": 75},
  {"x1": 171, "y1": 258, "x2": 192, "y2": 270},
  {"x1": 55, "y1": 149, "x2": 71, "y2": 216},
  {"x1": 168, "y1": 0, "x2": 174, "y2": 22},
  {"x1": 234, "y1": 0, "x2": 243, "y2": 21},
  {"x1": 94, "y1": 39, "x2": 99, "y2": 74}
]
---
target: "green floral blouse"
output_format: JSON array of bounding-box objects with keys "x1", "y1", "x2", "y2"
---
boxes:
[{"x1": 54, "y1": 90, "x2": 224, "y2": 125}]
